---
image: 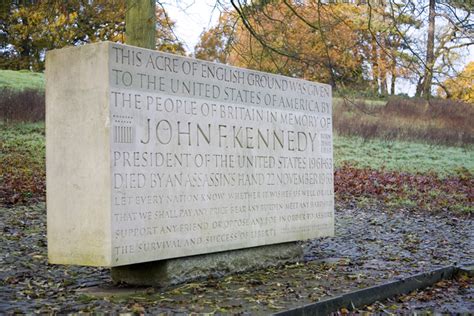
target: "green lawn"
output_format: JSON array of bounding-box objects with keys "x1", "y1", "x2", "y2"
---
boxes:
[
  {"x1": 334, "y1": 135, "x2": 473, "y2": 177},
  {"x1": 0, "y1": 69, "x2": 45, "y2": 91},
  {"x1": 0, "y1": 122, "x2": 45, "y2": 173}
]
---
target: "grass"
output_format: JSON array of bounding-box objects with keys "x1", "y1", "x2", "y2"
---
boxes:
[
  {"x1": 0, "y1": 70, "x2": 45, "y2": 91},
  {"x1": 0, "y1": 121, "x2": 45, "y2": 204},
  {"x1": 333, "y1": 97, "x2": 386, "y2": 108},
  {"x1": 334, "y1": 135, "x2": 474, "y2": 177}
]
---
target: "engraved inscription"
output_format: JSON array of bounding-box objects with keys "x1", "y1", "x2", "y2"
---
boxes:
[{"x1": 109, "y1": 44, "x2": 334, "y2": 265}]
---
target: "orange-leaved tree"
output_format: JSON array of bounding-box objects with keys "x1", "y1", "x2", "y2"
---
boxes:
[
  {"x1": 195, "y1": 1, "x2": 418, "y2": 95},
  {"x1": 438, "y1": 62, "x2": 474, "y2": 103}
]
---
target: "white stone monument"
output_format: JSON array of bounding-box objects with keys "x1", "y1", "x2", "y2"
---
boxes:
[{"x1": 46, "y1": 42, "x2": 334, "y2": 273}]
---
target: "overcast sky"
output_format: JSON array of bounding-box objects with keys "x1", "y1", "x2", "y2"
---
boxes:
[{"x1": 163, "y1": 0, "x2": 222, "y2": 52}]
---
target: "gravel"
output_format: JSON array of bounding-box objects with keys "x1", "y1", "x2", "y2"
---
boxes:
[{"x1": 1, "y1": 202, "x2": 472, "y2": 314}]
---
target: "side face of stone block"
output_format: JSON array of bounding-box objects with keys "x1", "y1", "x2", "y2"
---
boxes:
[{"x1": 46, "y1": 42, "x2": 112, "y2": 266}]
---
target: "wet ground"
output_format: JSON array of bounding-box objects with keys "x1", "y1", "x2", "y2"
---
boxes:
[
  {"x1": 359, "y1": 275, "x2": 474, "y2": 314},
  {"x1": 1, "y1": 202, "x2": 472, "y2": 314}
]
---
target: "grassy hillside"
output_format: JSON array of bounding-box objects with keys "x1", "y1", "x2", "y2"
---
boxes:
[{"x1": 0, "y1": 69, "x2": 45, "y2": 91}]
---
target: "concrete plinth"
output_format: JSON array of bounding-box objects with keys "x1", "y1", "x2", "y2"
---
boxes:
[{"x1": 111, "y1": 242, "x2": 303, "y2": 287}]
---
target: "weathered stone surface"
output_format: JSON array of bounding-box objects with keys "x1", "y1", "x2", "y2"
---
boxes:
[
  {"x1": 111, "y1": 242, "x2": 303, "y2": 286},
  {"x1": 46, "y1": 42, "x2": 112, "y2": 266},
  {"x1": 46, "y1": 42, "x2": 334, "y2": 268}
]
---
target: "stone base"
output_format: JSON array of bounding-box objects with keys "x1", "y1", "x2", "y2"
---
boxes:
[{"x1": 111, "y1": 242, "x2": 303, "y2": 287}]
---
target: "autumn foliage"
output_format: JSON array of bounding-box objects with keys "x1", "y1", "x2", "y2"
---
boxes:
[
  {"x1": 195, "y1": 2, "x2": 421, "y2": 96},
  {"x1": 438, "y1": 62, "x2": 474, "y2": 103},
  {"x1": 195, "y1": 1, "x2": 472, "y2": 100},
  {"x1": 197, "y1": 5, "x2": 370, "y2": 87},
  {"x1": 0, "y1": 0, "x2": 184, "y2": 71}
]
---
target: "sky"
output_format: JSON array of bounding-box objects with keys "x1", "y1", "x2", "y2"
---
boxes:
[{"x1": 163, "y1": 0, "x2": 222, "y2": 52}]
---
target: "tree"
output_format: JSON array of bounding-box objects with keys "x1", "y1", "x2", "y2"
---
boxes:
[
  {"x1": 154, "y1": 4, "x2": 186, "y2": 55},
  {"x1": 224, "y1": 0, "x2": 473, "y2": 99},
  {"x1": 422, "y1": 0, "x2": 436, "y2": 99},
  {"x1": 0, "y1": 0, "x2": 185, "y2": 71},
  {"x1": 197, "y1": 2, "x2": 374, "y2": 89},
  {"x1": 194, "y1": 13, "x2": 237, "y2": 63},
  {"x1": 0, "y1": 0, "x2": 126, "y2": 71},
  {"x1": 196, "y1": 1, "x2": 423, "y2": 96},
  {"x1": 438, "y1": 61, "x2": 474, "y2": 103},
  {"x1": 381, "y1": 0, "x2": 473, "y2": 99},
  {"x1": 126, "y1": 0, "x2": 155, "y2": 49}
]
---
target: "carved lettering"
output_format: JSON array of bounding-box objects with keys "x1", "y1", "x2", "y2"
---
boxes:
[{"x1": 108, "y1": 43, "x2": 334, "y2": 265}]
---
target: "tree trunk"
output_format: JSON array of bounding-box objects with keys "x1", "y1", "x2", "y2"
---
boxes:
[
  {"x1": 125, "y1": 0, "x2": 156, "y2": 49},
  {"x1": 415, "y1": 76, "x2": 424, "y2": 97},
  {"x1": 390, "y1": 72, "x2": 396, "y2": 95},
  {"x1": 380, "y1": 11, "x2": 389, "y2": 96},
  {"x1": 438, "y1": 83, "x2": 452, "y2": 99},
  {"x1": 380, "y1": 74, "x2": 388, "y2": 96},
  {"x1": 422, "y1": 0, "x2": 436, "y2": 99},
  {"x1": 371, "y1": 36, "x2": 379, "y2": 95}
]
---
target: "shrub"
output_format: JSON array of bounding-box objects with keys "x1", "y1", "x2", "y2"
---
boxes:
[
  {"x1": 0, "y1": 88, "x2": 45, "y2": 122},
  {"x1": 333, "y1": 97, "x2": 474, "y2": 146}
]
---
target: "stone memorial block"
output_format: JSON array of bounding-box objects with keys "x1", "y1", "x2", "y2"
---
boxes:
[{"x1": 46, "y1": 42, "x2": 334, "y2": 267}]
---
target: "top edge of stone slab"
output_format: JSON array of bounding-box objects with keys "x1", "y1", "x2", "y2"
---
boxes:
[{"x1": 48, "y1": 41, "x2": 332, "y2": 93}]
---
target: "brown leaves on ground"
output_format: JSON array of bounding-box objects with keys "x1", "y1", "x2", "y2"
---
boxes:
[
  {"x1": 2, "y1": 202, "x2": 473, "y2": 313},
  {"x1": 359, "y1": 275, "x2": 474, "y2": 313},
  {"x1": 335, "y1": 164, "x2": 473, "y2": 214}
]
